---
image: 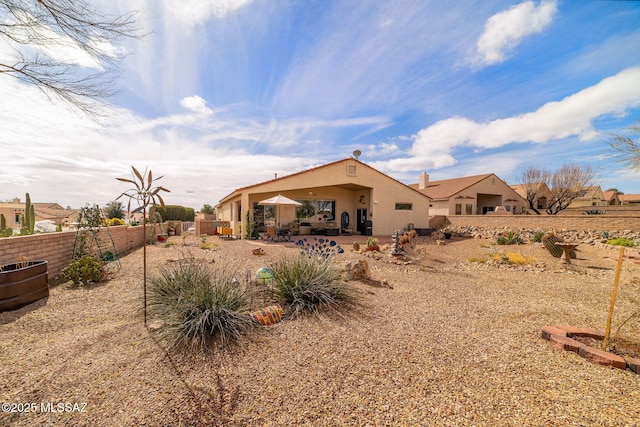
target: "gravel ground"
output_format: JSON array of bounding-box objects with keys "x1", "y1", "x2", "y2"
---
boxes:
[{"x1": 1, "y1": 235, "x2": 639, "y2": 426}]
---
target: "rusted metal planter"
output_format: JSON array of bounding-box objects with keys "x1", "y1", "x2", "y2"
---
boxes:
[{"x1": 0, "y1": 260, "x2": 48, "y2": 312}]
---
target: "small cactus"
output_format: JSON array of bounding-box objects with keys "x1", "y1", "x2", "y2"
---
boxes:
[{"x1": 542, "y1": 233, "x2": 576, "y2": 259}]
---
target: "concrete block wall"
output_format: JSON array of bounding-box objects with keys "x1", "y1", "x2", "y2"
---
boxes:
[
  {"x1": 444, "y1": 215, "x2": 640, "y2": 232},
  {"x1": 0, "y1": 225, "x2": 147, "y2": 279}
]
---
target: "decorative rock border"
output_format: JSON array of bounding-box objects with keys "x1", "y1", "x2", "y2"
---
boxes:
[{"x1": 541, "y1": 324, "x2": 639, "y2": 374}]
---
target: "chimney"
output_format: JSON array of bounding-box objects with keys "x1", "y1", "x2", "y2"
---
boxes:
[
  {"x1": 419, "y1": 172, "x2": 429, "y2": 190},
  {"x1": 12, "y1": 197, "x2": 20, "y2": 204}
]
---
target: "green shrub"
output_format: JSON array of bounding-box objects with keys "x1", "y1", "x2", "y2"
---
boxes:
[
  {"x1": 61, "y1": 255, "x2": 104, "y2": 285},
  {"x1": 531, "y1": 231, "x2": 545, "y2": 243},
  {"x1": 105, "y1": 217, "x2": 125, "y2": 226},
  {"x1": 496, "y1": 230, "x2": 524, "y2": 245},
  {"x1": 269, "y1": 255, "x2": 353, "y2": 317},
  {"x1": 148, "y1": 259, "x2": 254, "y2": 353},
  {"x1": 606, "y1": 238, "x2": 635, "y2": 247}
]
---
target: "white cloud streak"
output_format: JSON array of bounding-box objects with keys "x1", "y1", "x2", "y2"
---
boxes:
[
  {"x1": 474, "y1": 0, "x2": 557, "y2": 66},
  {"x1": 162, "y1": 0, "x2": 253, "y2": 26}
]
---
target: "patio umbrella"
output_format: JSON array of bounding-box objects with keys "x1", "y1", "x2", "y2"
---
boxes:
[{"x1": 258, "y1": 194, "x2": 302, "y2": 227}]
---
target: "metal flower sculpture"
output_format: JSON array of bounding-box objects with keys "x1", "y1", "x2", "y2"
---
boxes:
[{"x1": 116, "y1": 166, "x2": 170, "y2": 326}]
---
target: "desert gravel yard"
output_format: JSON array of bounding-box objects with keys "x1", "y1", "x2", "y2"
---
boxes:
[{"x1": 1, "y1": 235, "x2": 639, "y2": 426}]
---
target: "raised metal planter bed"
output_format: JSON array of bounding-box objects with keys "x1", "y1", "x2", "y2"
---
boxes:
[{"x1": 0, "y1": 260, "x2": 48, "y2": 312}]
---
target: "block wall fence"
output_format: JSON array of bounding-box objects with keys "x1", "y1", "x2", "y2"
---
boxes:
[
  {"x1": 0, "y1": 225, "x2": 147, "y2": 279},
  {"x1": 2, "y1": 216, "x2": 639, "y2": 279},
  {"x1": 444, "y1": 215, "x2": 639, "y2": 232}
]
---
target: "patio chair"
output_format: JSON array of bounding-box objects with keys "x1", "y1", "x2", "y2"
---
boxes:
[{"x1": 265, "y1": 227, "x2": 277, "y2": 242}]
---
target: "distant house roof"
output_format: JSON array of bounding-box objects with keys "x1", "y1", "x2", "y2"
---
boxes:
[
  {"x1": 602, "y1": 191, "x2": 621, "y2": 204},
  {"x1": 575, "y1": 186, "x2": 602, "y2": 199},
  {"x1": 33, "y1": 202, "x2": 66, "y2": 210},
  {"x1": 408, "y1": 173, "x2": 494, "y2": 200},
  {"x1": 619, "y1": 194, "x2": 640, "y2": 203}
]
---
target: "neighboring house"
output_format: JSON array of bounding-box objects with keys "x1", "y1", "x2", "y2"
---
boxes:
[
  {"x1": 33, "y1": 203, "x2": 79, "y2": 226},
  {"x1": 409, "y1": 173, "x2": 527, "y2": 216},
  {"x1": 567, "y1": 186, "x2": 606, "y2": 208},
  {"x1": 0, "y1": 199, "x2": 78, "y2": 230},
  {"x1": 510, "y1": 182, "x2": 553, "y2": 213},
  {"x1": 619, "y1": 194, "x2": 640, "y2": 205},
  {"x1": 217, "y1": 158, "x2": 432, "y2": 238},
  {"x1": 0, "y1": 198, "x2": 25, "y2": 229},
  {"x1": 602, "y1": 191, "x2": 622, "y2": 206}
]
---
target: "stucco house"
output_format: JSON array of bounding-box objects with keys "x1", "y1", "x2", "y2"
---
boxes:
[
  {"x1": 0, "y1": 199, "x2": 79, "y2": 230},
  {"x1": 567, "y1": 186, "x2": 606, "y2": 208},
  {"x1": 410, "y1": 172, "x2": 527, "y2": 216},
  {"x1": 510, "y1": 182, "x2": 553, "y2": 213},
  {"x1": 0, "y1": 199, "x2": 25, "y2": 229},
  {"x1": 216, "y1": 158, "x2": 431, "y2": 238}
]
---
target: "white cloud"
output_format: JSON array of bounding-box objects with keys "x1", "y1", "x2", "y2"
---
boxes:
[
  {"x1": 376, "y1": 66, "x2": 640, "y2": 172},
  {"x1": 163, "y1": 0, "x2": 253, "y2": 26},
  {"x1": 180, "y1": 95, "x2": 213, "y2": 114},
  {"x1": 474, "y1": 0, "x2": 557, "y2": 66}
]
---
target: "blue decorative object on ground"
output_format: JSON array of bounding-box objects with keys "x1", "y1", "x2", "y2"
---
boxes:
[
  {"x1": 255, "y1": 266, "x2": 274, "y2": 285},
  {"x1": 295, "y1": 237, "x2": 344, "y2": 259}
]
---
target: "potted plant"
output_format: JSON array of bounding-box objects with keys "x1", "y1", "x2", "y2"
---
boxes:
[
  {"x1": 365, "y1": 236, "x2": 380, "y2": 251},
  {"x1": 443, "y1": 227, "x2": 453, "y2": 240},
  {"x1": 0, "y1": 257, "x2": 48, "y2": 312}
]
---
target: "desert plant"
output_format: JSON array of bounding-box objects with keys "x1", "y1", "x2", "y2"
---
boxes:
[
  {"x1": 366, "y1": 236, "x2": 379, "y2": 248},
  {"x1": 490, "y1": 252, "x2": 536, "y2": 265},
  {"x1": 105, "y1": 217, "x2": 126, "y2": 226},
  {"x1": 61, "y1": 255, "x2": 104, "y2": 285},
  {"x1": 103, "y1": 200, "x2": 125, "y2": 219},
  {"x1": 496, "y1": 230, "x2": 524, "y2": 245},
  {"x1": 531, "y1": 231, "x2": 545, "y2": 243},
  {"x1": 541, "y1": 232, "x2": 564, "y2": 258},
  {"x1": 148, "y1": 258, "x2": 254, "y2": 353},
  {"x1": 19, "y1": 193, "x2": 35, "y2": 235},
  {"x1": 0, "y1": 213, "x2": 13, "y2": 237},
  {"x1": 606, "y1": 238, "x2": 635, "y2": 247},
  {"x1": 583, "y1": 209, "x2": 606, "y2": 215},
  {"x1": 116, "y1": 166, "x2": 170, "y2": 326},
  {"x1": 269, "y1": 254, "x2": 353, "y2": 317}
]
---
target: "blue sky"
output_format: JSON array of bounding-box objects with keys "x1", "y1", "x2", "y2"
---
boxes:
[{"x1": 1, "y1": 0, "x2": 639, "y2": 209}]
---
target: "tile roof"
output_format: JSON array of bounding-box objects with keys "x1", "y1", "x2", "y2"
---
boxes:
[{"x1": 409, "y1": 173, "x2": 494, "y2": 199}]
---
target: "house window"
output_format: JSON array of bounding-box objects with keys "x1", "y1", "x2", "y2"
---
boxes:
[
  {"x1": 455, "y1": 204, "x2": 462, "y2": 215},
  {"x1": 347, "y1": 165, "x2": 357, "y2": 176},
  {"x1": 465, "y1": 204, "x2": 472, "y2": 215},
  {"x1": 295, "y1": 199, "x2": 336, "y2": 221},
  {"x1": 395, "y1": 203, "x2": 412, "y2": 211},
  {"x1": 505, "y1": 205, "x2": 511, "y2": 212}
]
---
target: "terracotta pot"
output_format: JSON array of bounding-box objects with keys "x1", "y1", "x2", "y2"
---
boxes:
[
  {"x1": 0, "y1": 261, "x2": 48, "y2": 312},
  {"x1": 365, "y1": 245, "x2": 380, "y2": 252}
]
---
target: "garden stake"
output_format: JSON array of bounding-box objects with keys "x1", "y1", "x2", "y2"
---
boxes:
[{"x1": 602, "y1": 246, "x2": 625, "y2": 351}]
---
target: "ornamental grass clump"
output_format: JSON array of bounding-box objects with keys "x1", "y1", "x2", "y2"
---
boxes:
[
  {"x1": 496, "y1": 230, "x2": 524, "y2": 245},
  {"x1": 269, "y1": 254, "x2": 353, "y2": 318},
  {"x1": 148, "y1": 258, "x2": 255, "y2": 353}
]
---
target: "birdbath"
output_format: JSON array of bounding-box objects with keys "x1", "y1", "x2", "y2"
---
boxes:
[{"x1": 556, "y1": 243, "x2": 579, "y2": 264}]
